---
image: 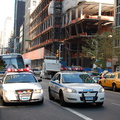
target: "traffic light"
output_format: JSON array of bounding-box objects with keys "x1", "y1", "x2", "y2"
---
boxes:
[{"x1": 56, "y1": 49, "x2": 59, "y2": 58}]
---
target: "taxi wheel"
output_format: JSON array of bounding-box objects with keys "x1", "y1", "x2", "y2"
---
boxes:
[
  {"x1": 112, "y1": 84, "x2": 117, "y2": 91},
  {"x1": 48, "y1": 88, "x2": 54, "y2": 100},
  {"x1": 59, "y1": 91, "x2": 66, "y2": 106}
]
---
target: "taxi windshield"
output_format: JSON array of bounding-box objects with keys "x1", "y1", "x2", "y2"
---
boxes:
[
  {"x1": 4, "y1": 74, "x2": 37, "y2": 84},
  {"x1": 62, "y1": 74, "x2": 95, "y2": 83}
]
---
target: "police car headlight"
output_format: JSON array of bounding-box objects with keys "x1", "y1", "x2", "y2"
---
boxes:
[
  {"x1": 34, "y1": 89, "x2": 43, "y2": 93},
  {"x1": 3, "y1": 90, "x2": 13, "y2": 95},
  {"x1": 99, "y1": 87, "x2": 105, "y2": 93},
  {"x1": 65, "y1": 88, "x2": 77, "y2": 93}
]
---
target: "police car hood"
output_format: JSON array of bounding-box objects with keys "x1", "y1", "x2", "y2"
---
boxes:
[
  {"x1": 3, "y1": 83, "x2": 42, "y2": 91},
  {"x1": 64, "y1": 83, "x2": 102, "y2": 91}
]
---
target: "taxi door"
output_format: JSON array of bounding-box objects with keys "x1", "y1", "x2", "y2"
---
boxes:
[
  {"x1": 108, "y1": 73, "x2": 116, "y2": 88},
  {"x1": 102, "y1": 74, "x2": 111, "y2": 87},
  {"x1": 116, "y1": 73, "x2": 120, "y2": 88}
]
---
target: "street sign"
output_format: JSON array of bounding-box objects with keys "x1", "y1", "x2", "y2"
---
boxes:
[{"x1": 60, "y1": 57, "x2": 63, "y2": 60}]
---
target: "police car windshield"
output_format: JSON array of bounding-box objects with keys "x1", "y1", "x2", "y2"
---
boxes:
[
  {"x1": 4, "y1": 74, "x2": 37, "y2": 84},
  {"x1": 62, "y1": 74, "x2": 95, "y2": 83}
]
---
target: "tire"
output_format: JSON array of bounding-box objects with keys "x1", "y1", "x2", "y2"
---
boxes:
[
  {"x1": 39, "y1": 98, "x2": 44, "y2": 104},
  {"x1": 48, "y1": 88, "x2": 54, "y2": 100},
  {"x1": 112, "y1": 83, "x2": 117, "y2": 91},
  {"x1": 59, "y1": 91, "x2": 66, "y2": 106},
  {"x1": 1, "y1": 97, "x2": 7, "y2": 106},
  {"x1": 96, "y1": 102, "x2": 103, "y2": 107}
]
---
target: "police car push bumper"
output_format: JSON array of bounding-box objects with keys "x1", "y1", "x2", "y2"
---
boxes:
[{"x1": 63, "y1": 89, "x2": 105, "y2": 103}]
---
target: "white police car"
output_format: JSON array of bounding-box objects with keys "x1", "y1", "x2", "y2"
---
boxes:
[
  {"x1": 0, "y1": 68, "x2": 44, "y2": 105},
  {"x1": 48, "y1": 71, "x2": 105, "y2": 106}
]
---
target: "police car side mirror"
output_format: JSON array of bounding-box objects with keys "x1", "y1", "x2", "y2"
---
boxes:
[{"x1": 55, "y1": 80, "x2": 60, "y2": 83}]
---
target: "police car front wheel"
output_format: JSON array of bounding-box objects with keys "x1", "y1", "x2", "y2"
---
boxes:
[
  {"x1": 48, "y1": 88, "x2": 54, "y2": 100},
  {"x1": 59, "y1": 91, "x2": 66, "y2": 106}
]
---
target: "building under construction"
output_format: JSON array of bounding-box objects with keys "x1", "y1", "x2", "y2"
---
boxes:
[{"x1": 23, "y1": 0, "x2": 114, "y2": 69}]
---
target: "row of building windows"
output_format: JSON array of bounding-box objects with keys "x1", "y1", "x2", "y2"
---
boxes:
[
  {"x1": 30, "y1": 16, "x2": 53, "y2": 39},
  {"x1": 30, "y1": 30, "x2": 52, "y2": 48}
]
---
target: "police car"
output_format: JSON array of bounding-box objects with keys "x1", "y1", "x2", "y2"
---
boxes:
[
  {"x1": 48, "y1": 71, "x2": 105, "y2": 106},
  {"x1": 0, "y1": 68, "x2": 44, "y2": 105}
]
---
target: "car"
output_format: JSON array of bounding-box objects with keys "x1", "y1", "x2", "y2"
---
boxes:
[
  {"x1": 48, "y1": 71, "x2": 105, "y2": 107},
  {"x1": 87, "y1": 71, "x2": 100, "y2": 83},
  {"x1": 98, "y1": 72, "x2": 120, "y2": 91},
  {"x1": 0, "y1": 69, "x2": 44, "y2": 105},
  {"x1": 32, "y1": 68, "x2": 41, "y2": 75}
]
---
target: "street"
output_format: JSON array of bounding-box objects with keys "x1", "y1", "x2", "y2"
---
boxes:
[{"x1": 0, "y1": 75, "x2": 120, "y2": 120}]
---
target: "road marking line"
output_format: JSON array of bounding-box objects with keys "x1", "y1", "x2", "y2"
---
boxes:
[
  {"x1": 63, "y1": 107, "x2": 93, "y2": 120},
  {"x1": 112, "y1": 103, "x2": 120, "y2": 107}
]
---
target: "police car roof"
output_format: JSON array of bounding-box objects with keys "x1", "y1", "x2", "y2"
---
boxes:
[{"x1": 6, "y1": 72, "x2": 32, "y2": 75}]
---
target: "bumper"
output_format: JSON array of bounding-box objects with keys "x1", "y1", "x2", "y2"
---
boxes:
[
  {"x1": 2, "y1": 93, "x2": 44, "y2": 103},
  {"x1": 63, "y1": 92, "x2": 105, "y2": 103}
]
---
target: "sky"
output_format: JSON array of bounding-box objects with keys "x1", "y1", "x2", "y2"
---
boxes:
[
  {"x1": 0, "y1": 0, "x2": 15, "y2": 48},
  {"x1": 0, "y1": 0, "x2": 15, "y2": 31}
]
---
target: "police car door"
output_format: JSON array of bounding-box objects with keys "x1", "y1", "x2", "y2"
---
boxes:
[{"x1": 51, "y1": 74, "x2": 60, "y2": 99}]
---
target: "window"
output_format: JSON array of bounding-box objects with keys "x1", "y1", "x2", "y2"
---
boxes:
[
  {"x1": 33, "y1": 1, "x2": 36, "y2": 6},
  {"x1": 4, "y1": 74, "x2": 37, "y2": 84},
  {"x1": 52, "y1": 74, "x2": 60, "y2": 81},
  {"x1": 117, "y1": 0, "x2": 120, "y2": 6},
  {"x1": 118, "y1": 74, "x2": 120, "y2": 78},
  {"x1": 110, "y1": 74, "x2": 115, "y2": 78},
  {"x1": 62, "y1": 74, "x2": 95, "y2": 83}
]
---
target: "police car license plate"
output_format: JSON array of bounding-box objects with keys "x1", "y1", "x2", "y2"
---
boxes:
[
  {"x1": 21, "y1": 96, "x2": 30, "y2": 101},
  {"x1": 85, "y1": 97, "x2": 93, "y2": 100}
]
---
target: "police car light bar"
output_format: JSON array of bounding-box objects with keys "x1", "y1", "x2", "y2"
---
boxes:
[
  {"x1": 7, "y1": 68, "x2": 31, "y2": 72},
  {"x1": 61, "y1": 67, "x2": 83, "y2": 71}
]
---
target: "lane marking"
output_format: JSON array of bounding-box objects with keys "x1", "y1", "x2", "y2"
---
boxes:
[
  {"x1": 63, "y1": 107, "x2": 93, "y2": 120},
  {"x1": 112, "y1": 103, "x2": 120, "y2": 107},
  {"x1": 50, "y1": 100, "x2": 93, "y2": 120}
]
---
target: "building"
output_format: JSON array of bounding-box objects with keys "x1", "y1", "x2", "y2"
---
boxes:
[
  {"x1": 24, "y1": 0, "x2": 40, "y2": 54},
  {"x1": 14, "y1": 0, "x2": 25, "y2": 53},
  {"x1": 23, "y1": 0, "x2": 114, "y2": 69},
  {"x1": 113, "y1": 0, "x2": 120, "y2": 71}
]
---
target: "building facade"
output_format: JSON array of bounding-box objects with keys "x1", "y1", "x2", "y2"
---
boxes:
[
  {"x1": 23, "y1": 0, "x2": 114, "y2": 69},
  {"x1": 14, "y1": 0, "x2": 25, "y2": 53}
]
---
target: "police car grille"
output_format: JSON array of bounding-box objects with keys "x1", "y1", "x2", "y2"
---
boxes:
[
  {"x1": 16, "y1": 89, "x2": 33, "y2": 101},
  {"x1": 79, "y1": 91, "x2": 98, "y2": 102}
]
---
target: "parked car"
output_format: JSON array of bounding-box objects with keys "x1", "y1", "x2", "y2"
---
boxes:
[
  {"x1": 0, "y1": 69, "x2": 44, "y2": 105},
  {"x1": 32, "y1": 68, "x2": 41, "y2": 75},
  {"x1": 98, "y1": 72, "x2": 120, "y2": 91},
  {"x1": 48, "y1": 71, "x2": 105, "y2": 107}
]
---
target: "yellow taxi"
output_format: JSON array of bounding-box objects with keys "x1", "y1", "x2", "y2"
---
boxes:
[{"x1": 98, "y1": 72, "x2": 120, "y2": 91}]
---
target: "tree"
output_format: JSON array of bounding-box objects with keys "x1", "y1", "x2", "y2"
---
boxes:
[{"x1": 82, "y1": 30, "x2": 120, "y2": 69}]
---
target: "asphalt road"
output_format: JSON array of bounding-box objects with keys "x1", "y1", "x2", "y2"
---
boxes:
[{"x1": 0, "y1": 75, "x2": 120, "y2": 120}]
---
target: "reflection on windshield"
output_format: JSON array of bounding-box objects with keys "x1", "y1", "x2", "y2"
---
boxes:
[
  {"x1": 0, "y1": 59, "x2": 6, "y2": 70},
  {"x1": 62, "y1": 74, "x2": 95, "y2": 83},
  {"x1": 1, "y1": 58, "x2": 24, "y2": 69},
  {"x1": 4, "y1": 74, "x2": 37, "y2": 84}
]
